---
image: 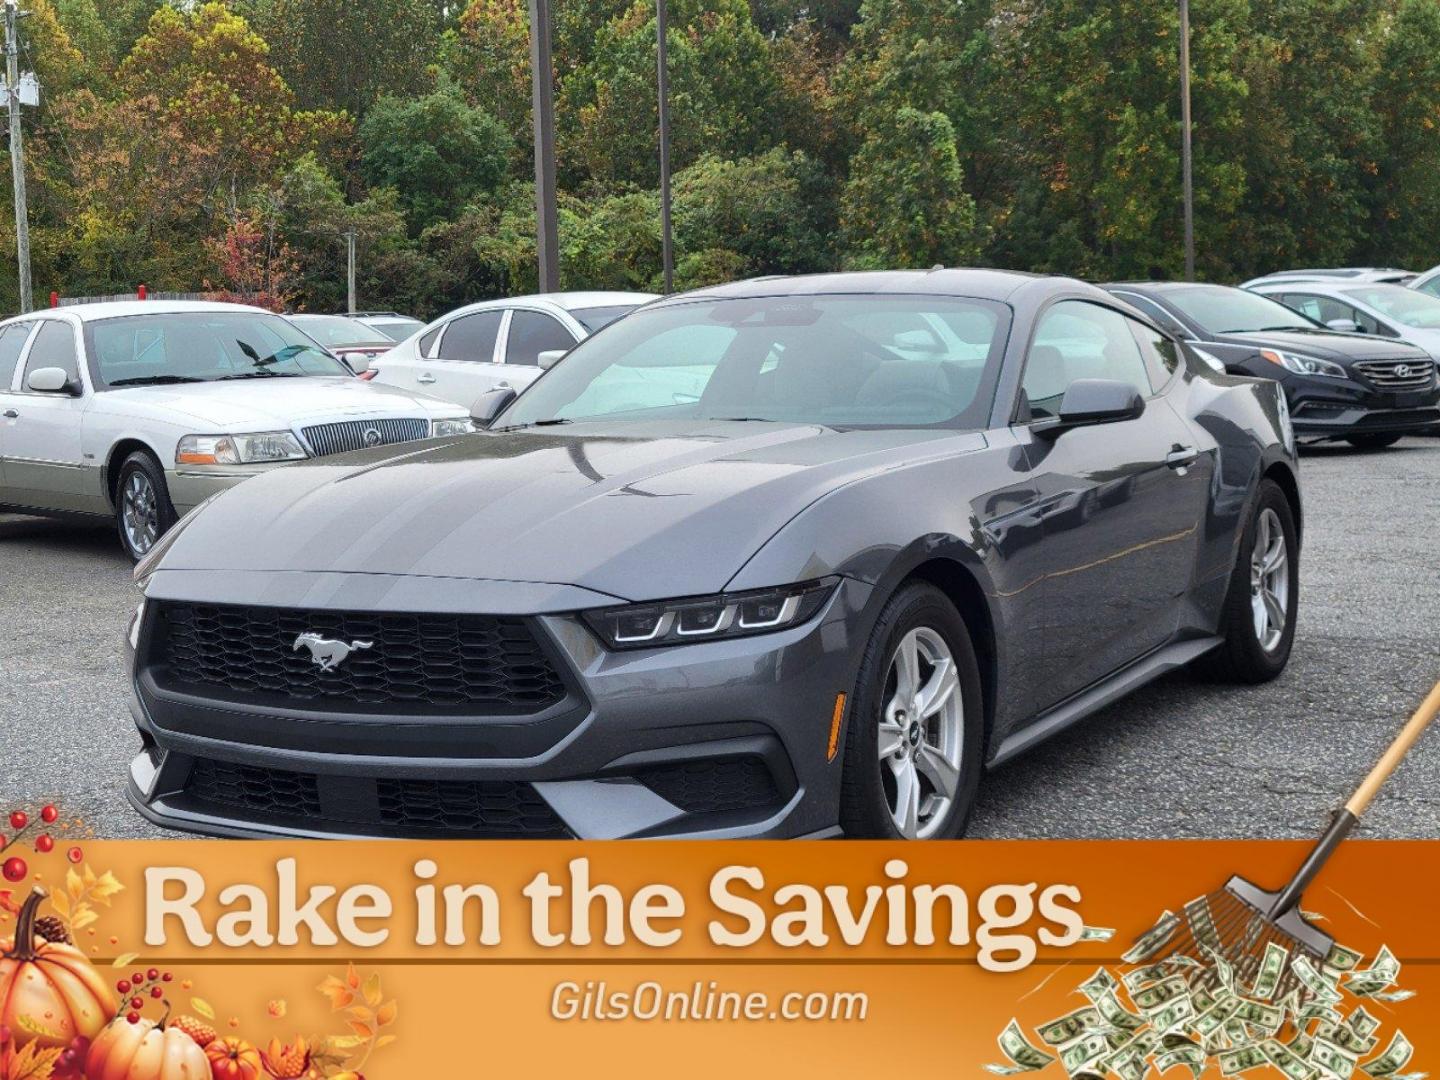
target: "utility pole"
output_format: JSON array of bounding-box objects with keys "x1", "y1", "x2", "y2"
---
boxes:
[
  {"x1": 528, "y1": 0, "x2": 559, "y2": 292},
  {"x1": 345, "y1": 229, "x2": 356, "y2": 313},
  {"x1": 656, "y1": 0, "x2": 673, "y2": 294},
  {"x1": 5, "y1": 0, "x2": 31, "y2": 312},
  {"x1": 1179, "y1": 0, "x2": 1195, "y2": 281}
]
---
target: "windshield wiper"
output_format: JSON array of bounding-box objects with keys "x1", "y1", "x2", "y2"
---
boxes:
[
  {"x1": 218, "y1": 370, "x2": 305, "y2": 380},
  {"x1": 107, "y1": 375, "x2": 205, "y2": 387}
]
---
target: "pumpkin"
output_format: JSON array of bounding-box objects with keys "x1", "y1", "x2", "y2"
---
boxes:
[
  {"x1": 206, "y1": 1036, "x2": 264, "y2": 1080},
  {"x1": 85, "y1": 1010, "x2": 210, "y2": 1080},
  {"x1": 0, "y1": 888, "x2": 115, "y2": 1049}
]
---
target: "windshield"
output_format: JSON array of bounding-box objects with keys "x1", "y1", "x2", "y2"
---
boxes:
[
  {"x1": 571, "y1": 304, "x2": 640, "y2": 333},
  {"x1": 499, "y1": 294, "x2": 1009, "y2": 430},
  {"x1": 289, "y1": 315, "x2": 392, "y2": 347},
  {"x1": 1167, "y1": 285, "x2": 1321, "y2": 333},
  {"x1": 86, "y1": 311, "x2": 353, "y2": 389},
  {"x1": 365, "y1": 318, "x2": 423, "y2": 341},
  {"x1": 1341, "y1": 285, "x2": 1440, "y2": 329}
]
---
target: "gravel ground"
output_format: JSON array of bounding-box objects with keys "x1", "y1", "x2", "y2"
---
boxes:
[{"x1": 2, "y1": 437, "x2": 1439, "y2": 840}]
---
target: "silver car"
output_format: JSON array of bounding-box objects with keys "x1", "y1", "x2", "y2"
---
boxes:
[
  {"x1": 1249, "y1": 279, "x2": 1440, "y2": 362},
  {"x1": 0, "y1": 300, "x2": 472, "y2": 559}
]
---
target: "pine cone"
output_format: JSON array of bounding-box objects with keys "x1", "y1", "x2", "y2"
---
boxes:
[
  {"x1": 33, "y1": 915, "x2": 70, "y2": 944},
  {"x1": 171, "y1": 1015, "x2": 218, "y2": 1048}
]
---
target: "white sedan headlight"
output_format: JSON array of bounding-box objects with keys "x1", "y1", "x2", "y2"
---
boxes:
[
  {"x1": 176, "y1": 432, "x2": 308, "y2": 465},
  {"x1": 1260, "y1": 349, "x2": 1348, "y2": 379},
  {"x1": 430, "y1": 418, "x2": 474, "y2": 437}
]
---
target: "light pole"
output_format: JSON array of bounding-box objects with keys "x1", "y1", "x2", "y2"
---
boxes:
[
  {"x1": 528, "y1": 0, "x2": 559, "y2": 292},
  {"x1": 1179, "y1": 0, "x2": 1195, "y2": 281},
  {"x1": 656, "y1": 0, "x2": 673, "y2": 294},
  {"x1": 5, "y1": 0, "x2": 31, "y2": 312}
]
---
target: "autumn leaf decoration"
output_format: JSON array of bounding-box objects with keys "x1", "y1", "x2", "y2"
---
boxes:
[
  {"x1": 0, "y1": 1039, "x2": 64, "y2": 1080},
  {"x1": 314, "y1": 964, "x2": 397, "y2": 1075},
  {"x1": 49, "y1": 864, "x2": 124, "y2": 936}
]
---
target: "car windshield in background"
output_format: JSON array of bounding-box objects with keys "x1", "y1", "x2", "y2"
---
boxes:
[
  {"x1": 364, "y1": 318, "x2": 423, "y2": 340},
  {"x1": 1167, "y1": 285, "x2": 1321, "y2": 333},
  {"x1": 87, "y1": 312, "x2": 353, "y2": 389},
  {"x1": 500, "y1": 294, "x2": 1008, "y2": 430},
  {"x1": 1342, "y1": 285, "x2": 1440, "y2": 329},
  {"x1": 289, "y1": 315, "x2": 393, "y2": 347},
  {"x1": 571, "y1": 304, "x2": 640, "y2": 332}
]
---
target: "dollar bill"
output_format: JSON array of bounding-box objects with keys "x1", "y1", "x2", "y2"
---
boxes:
[
  {"x1": 1219, "y1": 1045, "x2": 1269, "y2": 1075},
  {"x1": 1094, "y1": 990, "x2": 1146, "y2": 1033},
  {"x1": 1313, "y1": 1037, "x2": 1359, "y2": 1080},
  {"x1": 1318, "y1": 1021, "x2": 1379, "y2": 1058},
  {"x1": 1349, "y1": 1008, "x2": 1382, "y2": 1039},
  {"x1": 1203, "y1": 944, "x2": 1237, "y2": 993},
  {"x1": 1078, "y1": 967, "x2": 1119, "y2": 1003},
  {"x1": 1124, "y1": 963, "x2": 1171, "y2": 992},
  {"x1": 1080, "y1": 925, "x2": 1116, "y2": 942},
  {"x1": 1150, "y1": 995, "x2": 1196, "y2": 1034},
  {"x1": 1289, "y1": 1032, "x2": 1315, "y2": 1059},
  {"x1": 1361, "y1": 1032, "x2": 1414, "y2": 1078},
  {"x1": 1132, "y1": 974, "x2": 1189, "y2": 1014},
  {"x1": 986, "y1": 1019, "x2": 1057, "y2": 1075},
  {"x1": 1037, "y1": 1007, "x2": 1103, "y2": 1047},
  {"x1": 1060, "y1": 1033, "x2": 1111, "y2": 1076},
  {"x1": 1325, "y1": 943, "x2": 1364, "y2": 973},
  {"x1": 1233, "y1": 999, "x2": 1284, "y2": 1034},
  {"x1": 1367, "y1": 990, "x2": 1415, "y2": 1003},
  {"x1": 1123, "y1": 912, "x2": 1180, "y2": 965},
  {"x1": 1293, "y1": 955, "x2": 1345, "y2": 1005},
  {"x1": 1252, "y1": 941, "x2": 1290, "y2": 1001},
  {"x1": 1185, "y1": 897, "x2": 1222, "y2": 952},
  {"x1": 1346, "y1": 947, "x2": 1400, "y2": 997},
  {"x1": 1263, "y1": 1038, "x2": 1319, "y2": 1080}
]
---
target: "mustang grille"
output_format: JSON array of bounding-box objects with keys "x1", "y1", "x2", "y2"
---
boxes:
[
  {"x1": 302, "y1": 417, "x2": 428, "y2": 457},
  {"x1": 1352, "y1": 359, "x2": 1436, "y2": 390},
  {"x1": 152, "y1": 602, "x2": 566, "y2": 712}
]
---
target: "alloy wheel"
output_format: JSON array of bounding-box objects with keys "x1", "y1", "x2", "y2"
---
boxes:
[
  {"x1": 1250, "y1": 507, "x2": 1289, "y2": 652},
  {"x1": 877, "y1": 626, "x2": 965, "y2": 839},
  {"x1": 122, "y1": 471, "x2": 159, "y2": 557}
]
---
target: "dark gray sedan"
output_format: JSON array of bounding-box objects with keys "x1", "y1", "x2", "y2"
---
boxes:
[{"x1": 124, "y1": 270, "x2": 1300, "y2": 840}]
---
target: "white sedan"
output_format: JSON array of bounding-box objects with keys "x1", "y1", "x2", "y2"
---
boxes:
[
  {"x1": 0, "y1": 300, "x2": 472, "y2": 559},
  {"x1": 368, "y1": 291, "x2": 655, "y2": 409}
]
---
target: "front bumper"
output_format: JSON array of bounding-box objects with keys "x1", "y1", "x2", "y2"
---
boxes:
[
  {"x1": 125, "y1": 571, "x2": 871, "y2": 840},
  {"x1": 1277, "y1": 372, "x2": 1440, "y2": 438}
]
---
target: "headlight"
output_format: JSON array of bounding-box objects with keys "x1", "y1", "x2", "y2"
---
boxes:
[
  {"x1": 1260, "y1": 349, "x2": 1348, "y2": 379},
  {"x1": 176, "y1": 432, "x2": 307, "y2": 465},
  {"x1": 430, "y1": 418, "x2": 474, "y2": 437},
  {"x1": 1191, "y1": 347, "x2": 1228, "y2": 374},
  {"x1": 582, "y1": 579, "x2": 838, "y2": 650}
]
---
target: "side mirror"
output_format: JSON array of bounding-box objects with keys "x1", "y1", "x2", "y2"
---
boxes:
[
  {"x1": 1326, "y1": 318, "x2": 1362, "y2": 333},
  {"x1": 1037, "y1": 379, "x2": 1145, "y2": 439},
  {"x1": 342, "y1": 354, "x2": 370, "y2": 375},
  {"x1": 27, "y1": 367, "x2": 78, "y2": 394},
  {"x1": 892, "y1": 329, "x2": 944, "y2": 354},
  {"x1": 470, "y1": 387, "x2": 517, "y2": 429},
  {"x1": 537, "y1": 349, "x2": 566, "y2": 371}
]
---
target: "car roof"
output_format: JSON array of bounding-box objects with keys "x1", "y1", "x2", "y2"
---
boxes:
[
  {"x1": 1105, "y1": 281, "x2": 1240, "y2": 294},
  {"x1": 1242, "y1": 268, "x2": 1415, "y2": 287},
  {"x1": 649, "y1": 268, "x2": 1054, "y2": 305},
  {"x1": 13, "y1": 300, "x2": 273, "y2": 323},
  {"x1": 433, "y1": 291, "x2": 659, "y2": 323},
  {"x1": 1249, "y1": 280, "x2": 1404, "y2": 297}
]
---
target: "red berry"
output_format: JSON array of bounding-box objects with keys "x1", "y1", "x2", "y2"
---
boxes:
[
  {"x1": 130, "y1": 996, "x2": 143, "y2": 1010},
  {"x1": 2, "y1": 857, "x2": 26, "y2": 882},
  {"x1": 40, "y1": 805, "x2": 58, "y2": 824},
  {"x1": 161, "y1": 972, "x2": 173, "y2": 982},
  {"x1": 147, "y1": 968, "x2": 159, "y2": 981},
  {"x1": 126, "y1": 1012, "x2": 140, "y2": 1025},
  {"x1": 8, "y1": 811, "x2": 26, "y2": 831},
  {"x1": 116, "y1": 980, "x2": 131, "y2": 994},
  {"x1": 131, "y1": 973, "x2": 144, "y2": 987},
  {"x1": 66, "y1": 846, "x2": 83, "y2": 864},
  {"x1": 35, "y1": 835, "x2": 54, "y2": 853},
  {"x1": 150, "y1": 986, "x2": 163, "y2": 999}
]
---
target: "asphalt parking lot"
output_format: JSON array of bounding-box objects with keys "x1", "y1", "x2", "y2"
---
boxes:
[{"x1": 3, "y1": 437, "x2": 1439, "y2": 840}]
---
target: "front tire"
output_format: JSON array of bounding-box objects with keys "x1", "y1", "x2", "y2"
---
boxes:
[
  {"x1": 1200, "y1": 479, "x2": 1298, "y2": 683},
  {"x1": 1346, "y1": 433, "x2": 1402, "y2": 450},
  {"x1": 115, "y1": 451, "x2": 177, "y2": 562},
  {"x1": 839, "y1": 582, "x2": 983, "y2": 839}
]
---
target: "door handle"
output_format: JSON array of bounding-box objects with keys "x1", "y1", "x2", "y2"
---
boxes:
[
  {"x1": 1166, "y1": 446, "x2": 1199, "y2": 470},
  {"x1": 416, "y1": 373, "x2": 437, "y2": 384},
  {"x1": 2, "y1": 409, "x2": 16, "y2": 419}
]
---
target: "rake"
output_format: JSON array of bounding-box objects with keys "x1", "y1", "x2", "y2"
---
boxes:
[{"x1": 1132, "y1": 680, "x2": 1440, "y2": 1004}]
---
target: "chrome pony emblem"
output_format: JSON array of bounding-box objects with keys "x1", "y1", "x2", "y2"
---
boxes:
[{"x1": 293, "y1": 632, "x2": 373, "y2": 672}]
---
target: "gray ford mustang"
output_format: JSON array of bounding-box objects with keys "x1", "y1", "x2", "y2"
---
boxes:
[{"x1": 123, "y1": 270, "x2": 1300, "y2": 840}]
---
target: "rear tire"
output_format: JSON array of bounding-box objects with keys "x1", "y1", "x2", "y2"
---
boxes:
[
  {"x1": 1199, "y1": 479, "x2": 1298, "y2": 683},
  {"x1": 114, "y1": 451, "x2": 177, "y2": 563},
  {"x1": 839, "y1": 582, "x2": 983, "y2": 839},
  {"x1": 1345, "y1": 433, "x2": 1402, "y2": 450}
]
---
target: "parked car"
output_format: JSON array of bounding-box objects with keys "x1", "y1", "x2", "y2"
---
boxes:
[
  {"x1": 344, "y1": 311, "x2": 424, "y2": 342},
  {"x1": 124, "y1": 270, "x2": 1299, "y2": 842},
  {"x1": 1106, "y1": 281, "x2": 1439, "y2": 448},
  {"x1": 367, "y1": 291, "x2": 656, "y2": 409},
  {"x1": 0, "y1": 301, "x2": 472, "y2": 560},
  {"x1": 1241, "y1": 268, "x2": 1416, "y2": 288},
  {"x1": 1406, "y1": 265, "x2": 1440, "y2": 299},
  {"x1": 284, "y1": 313, "x2": 397, "y2": 372},
  {"x1": 1250, "y1": 279, "x2": 1440, "y2": 365}
]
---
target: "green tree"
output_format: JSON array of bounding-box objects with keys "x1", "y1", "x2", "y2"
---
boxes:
[
  {"x1": 840, "y1": 107, "x2": 980, "y2": 269},
  {"x1": 561, "y1": 190, "x2": 662, "y2": 291},
  {"x1": 359, "y1": 82, "x2": 512, "y2": 232}
]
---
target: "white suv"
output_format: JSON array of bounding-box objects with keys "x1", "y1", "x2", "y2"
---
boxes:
[
  {"x1": 0, "y1": 300, "x2": 472, "y2": 559},
  {"x1": 368, "y1": 291, "x2": 655, "y2": 409}
]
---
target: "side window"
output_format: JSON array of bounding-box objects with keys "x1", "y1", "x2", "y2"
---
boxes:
[
  {"x1": 417, "y1": 323, "x2": 443, "y2": 357},
  {"x1": 1115, "y1": 292, "x2": 1187, "y2": 337},
  {"x1": 505, "y1": 311, "x2": 575, "y2": 366},
  {"x1": 1130, "y1": 322, "x2": 1182, "y2": 392},
  {"x1": 1022, "y1": 301, "x2": 1151, "y2": 419},
  {"x1": 23, "y1": 321, "x2": 81, "y2": 388},
  {"x1": 437, "y1": 311, "x2": 502, "y2": 363},
  {"x1": 0, "y1": 323, "x2": 34, "y2": 391}
]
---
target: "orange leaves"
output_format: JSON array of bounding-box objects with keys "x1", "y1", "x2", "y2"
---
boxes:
[
  {"x1": 314, "y1": 965, "x2": 397, "y2": 1075},
  {"x1": 0, "y1": 1041, "x2": 63, "y2": 1080}
]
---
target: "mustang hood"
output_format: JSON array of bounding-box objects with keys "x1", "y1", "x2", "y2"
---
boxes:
[{"x1": 156, "y1": 419, "x2": 982, "y2": 601}]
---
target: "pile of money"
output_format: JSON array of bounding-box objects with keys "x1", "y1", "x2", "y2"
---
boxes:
[{"x1": 986, "y1": 907, "x2": 1420, "y2": 1080}]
